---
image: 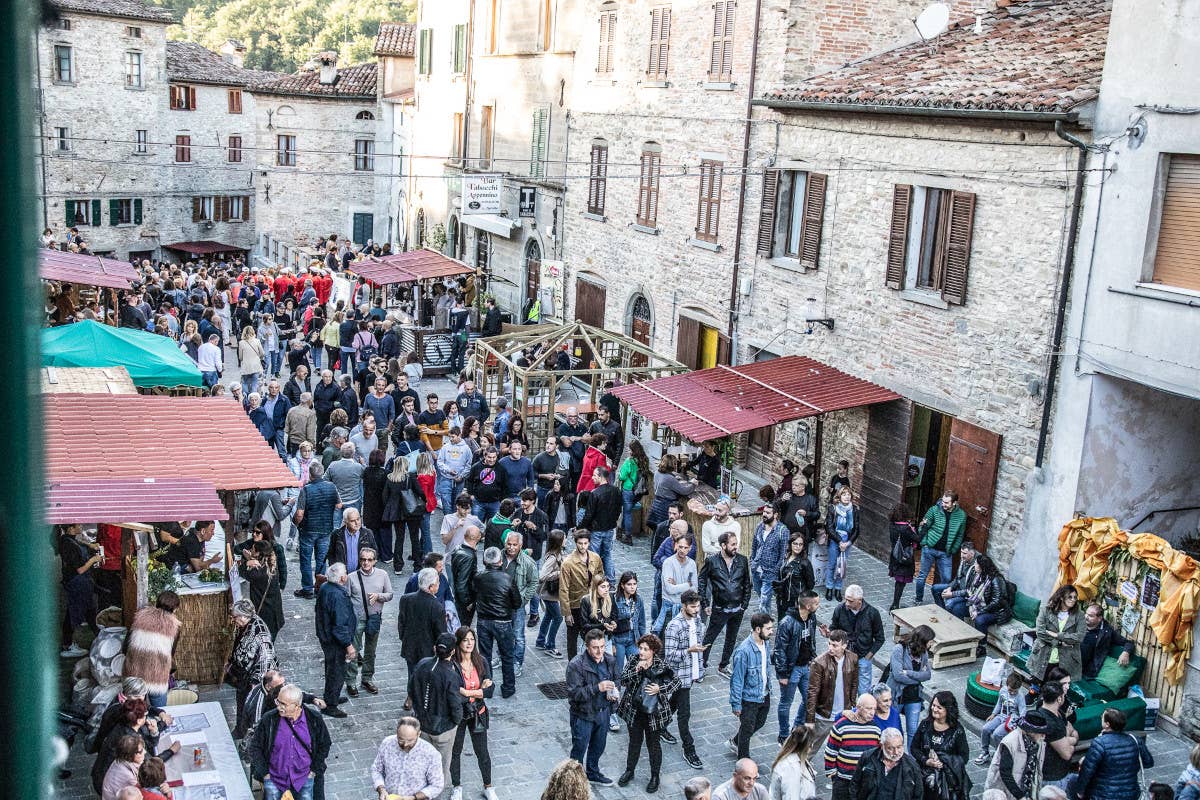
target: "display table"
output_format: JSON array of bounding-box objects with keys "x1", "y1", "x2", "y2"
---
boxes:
[
  {"x1": 891, "y1": 604, "x2": 985, "y2": 669},
  {"x1": 683, "y1": 483, "x2": 761, "y2": 566},
  {"x1": 162, "y1": 701, "x2": 253, "y2": 800}
]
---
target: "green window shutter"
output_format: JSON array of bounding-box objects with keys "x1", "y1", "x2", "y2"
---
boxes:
[
  {"x1": 65, "y1": 200, "x2": 74, "y2": 226},
  {"x1": 133, "y1": 198, "x2": 143, "y2": 224},
  {"x1": 109, "y1": 199, "x2": 120, "y2": 226},
  {"x1": 454, "y1": 25, "x2": 466, "y2": 73},
  {"x1": 530, "y1": 109, "x2": 547, "y2": 179},
  {"x1": 91, "y1": 199, "x2": 101, "y2": 227}
]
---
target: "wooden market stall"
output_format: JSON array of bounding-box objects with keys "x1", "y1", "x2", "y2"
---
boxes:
[
  {"x1": 350, "y1": 249, "x2": 475, "y2": 377},
  {"x1": 610, "y1": 356, "x2": 900, "y2": 561},
  {"x1": 39, "y1": 247, "x2": 139, "y2": 325},
  {"x1": 472, "y1": 320, "x2": 687, "y2": 445},
  {"x1": 44, "y1": 393, "x2": 298, "y2": 684}
]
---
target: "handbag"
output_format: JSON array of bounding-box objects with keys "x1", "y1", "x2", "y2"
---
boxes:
[
  {"x1": 466, "y1": 698, "x2": 490, "y2": 731},
  {"x1": 357, "y1": 571, "x2": 382, "y2": 636},
  {"x1": 637, "y1": 686, "x2": 660, "y2": 717},
  {"x1": 399, "y1": 479, "x2": 422, "y2": 517},
  {"x1": 892, "y1": 524, "x2": 916, "y2": 564}
]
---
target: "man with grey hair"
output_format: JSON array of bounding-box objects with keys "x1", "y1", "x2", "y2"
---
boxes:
[
  {"x1": 473, "y1": 546, "x2": 522, "y2": 698},
  {"x1": 684, "y1": 776, "x2": 713, "y2": 800},
  {"x1": 294, "y1": 459, "x2": 341, "y2": 598},
  {"x1": 327, "y1": 506, "x2": 376, "y2": 574},
  {"x1": 263, "y1": 377, "x2": 292, "y2": 457},
  {"x1": 284, "y1": 390, "x2": 317, "y2": 456},
  {"x1": 326, "y1": 441, "x2": 365, "y2": 529},
  {"x1": 851, "y1": 726, "x2": 922, "y2": 800},
  {"x1": 248, "y1": 683, "x2": 332, "y2": 799},
  {"x1": 314, "y1": 368, "x2": 340, "y2": 434},
  {"x1": 825, "y1": 693, "x2": 881, "y2": 800},
  {"x1": 830, "y1": 584, "x2": 884, "y2": 697},
  {"x1": 315, "y1": 562, "x2": 356, "y2": 718},
  {"x1": 397, "y1": 566, "x2": 448, "y2": 710},
  {"x1": 503, "y1": 530, "x2": 538, "y2": 677},
  {"x1": 713, "y1": 758, "x2": 767, "y2": 800},
  {"x1": 347, "y1": 546, "x2": 393, "y2": 697}
]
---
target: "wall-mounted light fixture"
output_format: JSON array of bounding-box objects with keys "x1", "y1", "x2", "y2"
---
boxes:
[{"x1": 803, "y1": 297, "x2": 835, "y2": 334}]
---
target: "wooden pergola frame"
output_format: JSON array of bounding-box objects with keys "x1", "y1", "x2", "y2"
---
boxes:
[{"x1": 471, "y1": 321, "x2": 687, "y2": 443}]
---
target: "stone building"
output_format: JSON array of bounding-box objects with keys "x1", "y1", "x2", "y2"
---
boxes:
[
  {"x1": 248, "y1": 55, "x2": 382, "y2": 269},
  {"x1": 374, "y1": 22, "x2": 417, "y2": 250},
  {"x1": 733, "y1": 0, "x2": 1110, "y2": 569}
]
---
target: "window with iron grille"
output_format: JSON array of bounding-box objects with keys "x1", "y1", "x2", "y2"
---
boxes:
[
  {"x1": 354, "y1": 139, "x2": 375, "y2": 171},
  {"x1": 647, "y1": 7, "x2": 671, "y2": 81},
  {"x1": 228, "y1": 135, "x2": 242, "y2": 163},
  {"x1": 596, "y1": 11, "x2": 616, "y2": 73},
  {"x1": 175, "y1": 134, "x2": 191, "y2": 163},
  {"x1": 694, "y1": 160, "x2": 723, "y2": 242},
  {"x1": 53, "y1": 45, "x2": 73, "y2": 82},
  {"x1": 587, "y1": 140, "x2": 608, "y2": 216},
  {"x1": 277, "y1": 134, "x2": 296, "y2": 166},
  {"x1": 709, "y1": 2, "x2": 736, "y2": 81},
  {"x1": 636, "y1": 143, "x2": 662, "y2": 227}
]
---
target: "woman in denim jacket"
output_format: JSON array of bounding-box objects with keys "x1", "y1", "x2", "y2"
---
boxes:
[{"x1": 612, "y1": 572, "x2": 647, "y2": 673}]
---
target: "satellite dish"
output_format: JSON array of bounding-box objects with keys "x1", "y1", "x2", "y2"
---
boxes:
[{"x1": 914, "y1": 2, "x2": 951, "y2": 40}]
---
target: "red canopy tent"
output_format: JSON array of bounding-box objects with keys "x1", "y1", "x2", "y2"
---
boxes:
[{"x1": 39, "y1": 248, "x2": 137, "y2": 290}]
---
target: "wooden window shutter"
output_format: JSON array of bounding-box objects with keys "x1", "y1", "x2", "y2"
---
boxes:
[
  {"x1": 133, "y1": 198, "x2": 142, "y2": 224},
  {"x1": 530, "y1": 109, "x2": 548, "y2": 179},
  {"x1": 695, "y1": 160, "x2": 722, "y2": 242},
  {"x1": 886, "y1": 184, "x2": 912, "y2": 289},
  {"x1": 648, "y1": 8, "x2": 670, "y2": 79},
  {"x1": 242, "y1": 195, "x2": 251, "y2": 221},
  {"x1": 941, "y1": 190, "x2": 975, "y2": 305},
  {"x1": 676, "y1": 315, "x2": 700, "y2": 369},
  {"x1": 716, "y1": 333, "x2": 731, "y2": 366},
  {"x1": 222, "y1": 196, "x2": 233, "y2": 222},
  {"x1": 597, "y1": 12, "x2": 615, "y2": 73},
  {"x1": 1151, "y1": 154, "x2": 1200, "y2": 291},
  {"x1": 588, "y1": 143, "x2": 608, "y2": 215},
  {"x1": 109, "y1": 199, "x2": 120, "y2": 227},
  {"x1": 188, "y1": 86, "x2": 196, "y2": 109},
  {"x1": 647, "y1": 151, "x2": 660, "y2": 225},
  {"x1": 91, "y1": 199, "x2": 101, "y2": 227},
  {"x1": 799, "y1": 172, "x2": 827, "y2": 269},
  {"x1": 65, "y1": 200, "x2": 74, "y2": 225},
  {"x1": 756, "y1": 169, "x2": 779, "y2": 256},
  {"x1": 192, "y1": 196, "x2": 202, "y2": 223},
  {"x1": 710, "y1": 1, "x2": 735, "y2": 80}
]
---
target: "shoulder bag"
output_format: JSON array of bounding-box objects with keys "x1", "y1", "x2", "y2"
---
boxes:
[{"x1": 357, "y1": 571, "x2": 382, "y2": 636}]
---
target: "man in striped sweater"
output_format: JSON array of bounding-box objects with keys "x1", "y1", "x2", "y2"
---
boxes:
[{"x1": 824, "y1": 693, "x2": 880, "y2": 800}]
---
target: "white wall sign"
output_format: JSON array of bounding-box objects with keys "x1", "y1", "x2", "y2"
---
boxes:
[{"x1": 462, "y1": 174, "x2": 503, "y2": 215}]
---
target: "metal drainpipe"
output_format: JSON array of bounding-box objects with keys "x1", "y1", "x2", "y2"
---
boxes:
[
  {"x1": 1035, "y1": 121, "x2": 1090, "y2": 467},
  {"x1": 727, "y1": 0, "x2": 765, "y2": 364},
  {"x1": 33, "y1": 23, "x2": 49, "y2": 229},
  {"x1": 2, "y1": 0, "x2": 51, "y2": 792}
]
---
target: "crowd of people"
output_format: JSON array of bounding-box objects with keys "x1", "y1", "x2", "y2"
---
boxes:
[{"x1": 56, "y1": 248, "x2": 1179, "y2": 800}]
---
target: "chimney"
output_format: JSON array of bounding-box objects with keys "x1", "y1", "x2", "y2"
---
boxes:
[
  {"x1": 317, "y1": 51, "x2": 339, "y2": 86},
  {"x1": 220, "y1": 39, "x2": 246, "y2": 68}
]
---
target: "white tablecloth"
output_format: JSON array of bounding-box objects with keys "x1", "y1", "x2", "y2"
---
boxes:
[{"x1": 162, "y1": 701, "x2": 252, "y2": 800}]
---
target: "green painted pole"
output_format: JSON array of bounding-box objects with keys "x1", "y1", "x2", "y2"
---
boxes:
[{"x1": 2, "y1": 0, "x2": 52, "y2": 796}]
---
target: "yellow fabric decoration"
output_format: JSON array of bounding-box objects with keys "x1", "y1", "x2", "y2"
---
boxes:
[{"x1": 1053, "y1": 517, "x2": 1199, "y2": 685}]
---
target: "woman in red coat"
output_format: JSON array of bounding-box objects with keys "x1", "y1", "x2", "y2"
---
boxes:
[{"x1": 576, "y1": 432, "x2": 612, "y2": 495}]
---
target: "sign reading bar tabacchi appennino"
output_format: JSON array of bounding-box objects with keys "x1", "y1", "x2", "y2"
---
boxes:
[{"x1": 462, "y1": 174, "x2": 503, "y2": 215}]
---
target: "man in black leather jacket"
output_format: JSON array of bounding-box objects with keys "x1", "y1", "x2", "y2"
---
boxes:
[
  {"x1": 450, "y1": 526, "x2": 481, "y2": 627},
  {"x1": 697, "y1": 530, "x2": 752, "y2": 673},
  {"x1": 409, "y1": 633, "x2": 464, "y2": 789},
  {"x1": 472, "y1": 546, "x2": 522, "y2": 697}
]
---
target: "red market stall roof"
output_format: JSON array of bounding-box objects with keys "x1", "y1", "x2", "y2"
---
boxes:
[
  {"x1": 610, "y1": 356, "x2": 902, "y2": 442},
  {"x1": 163, "y1": 240, "x2": 247, "y2": 256},
  {"x1": 351, "y1": 249, "x2": 473, "y2": 285},
  {"x1": 39, "y1": 248, "x2": 138, "y2": 290},
  {"x1": 46, "y1": 477, "x2": 229, "y2": 524},
  {"x1": 44, "y1": 394, "x2": 298, "y2": 491}
]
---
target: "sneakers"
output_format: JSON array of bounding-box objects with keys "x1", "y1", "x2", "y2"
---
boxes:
[
  {"x1": 515, "y1": 663, "x2": 524, "y2": 677},
  {"x1": 527, "y1": 614, "x2": 540, "y2": 628},
  {"x1": 293, "y1": 588, "x2": 315, "y2": 599},
  {"x1": 286, "y1": 538, "x2": 297, "y2": 551},
  {"x1": 59, "y1": 644, "x2": 88, "y2": 658},
  {"x1": 483, "y1": 787, "x2": 499, "y2": 800},
  {"x1": 609, "y1": 718, "x2": 620, "y2": 732},
  {"x1": 547, "y1": 648, "x2": 564, "y2": 659},
  {"x1": 450, "y1": 788, "x2": 463, "y2": 800},
  {"x1": 589, "y1": 774, "x2": 615, "y2": 787},
  {"x1": 727, "y1": 737, "x2": 738, "y2": 755},
  {"x1": 659, "y1": 729, "x2": 677, "y2": 745},
  {"x1": 718, "y1": 665, "x2": 733, "y2": 679},
  {"x1": 973, "y1": 751, "x2": 991, "y2": 765},
  {"x1": 683, "y1": 751, "x2": 704, "y2": 770}
]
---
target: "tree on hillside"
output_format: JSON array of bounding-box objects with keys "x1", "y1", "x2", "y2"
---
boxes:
[{"x1": 163, "y1": 0, "x2": 413, "y2": 73}]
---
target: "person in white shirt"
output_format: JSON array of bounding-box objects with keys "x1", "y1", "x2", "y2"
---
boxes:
[
  {"x1": 714, "y1": 758, "x2": 769, "y2": 800},
  {"x1": 701, "y1": 500, "x2": 742, "y2": 559},
  {"x1": 196, "y1": 334, "x2": 223, "y2": 388},
  {"x1": 769, "y1": 724, "x2": 820, "y2": 800},
  {"x1": 653, "y1": 531, "x2": 697, "y2": 634}
]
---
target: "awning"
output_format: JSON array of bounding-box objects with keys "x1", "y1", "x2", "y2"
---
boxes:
[
  {"x1": 42, "y1": 320, "x2": 203, "y2": 388},
  {"x1": 39, "y1": 248, "x2": 138, "y2": 290},
  {"x1": 610, "y1": 356, "x2": 902, "y2": 442},
  {"x1": 463, "y1": 213, "x2": 520, "y2": 238},
  {"x1": 163, "y1": 240, "x2": 246, "y2": 255},
  {"x1": 351, "y1": 249, "x2": 473, "y2": 286},
  {"x1": 46, "y1": 477, "x2": 229, "y2": 524},
  {"x1": 45, "y1": 394, "x2": 298, "y2": 491}
]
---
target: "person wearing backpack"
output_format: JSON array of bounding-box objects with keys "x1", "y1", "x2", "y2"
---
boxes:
[
  {"x1": 886, "y1": 503, "x2": 921, "y2": 611},
  {"x1": 617, "y1": 441, "x2": 651, "y2": 545}
]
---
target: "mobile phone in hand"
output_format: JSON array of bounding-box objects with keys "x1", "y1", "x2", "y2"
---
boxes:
[{"x1": 97, "y1": 545, "x2": 105, "y2": 561}]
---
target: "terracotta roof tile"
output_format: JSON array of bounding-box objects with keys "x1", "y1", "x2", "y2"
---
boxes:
[
  {"x1": 762, "y1": 0, "x2": 1111, "y2": 115},
  {"x1": 166, "y1": 41, "x2": 252, "y2": 86},
  {"x1": 250, "y1": 62, "x2": 378, "y2": 100},
  {"x1": 45, "y1": 394, "x2": 298, "y2": 491},
  {"x1": 374, "y1": 22, "x2": 416, "y2": 57},
  {"x1": 49, "y1": 0, "x2": 176, "y2": 23}
]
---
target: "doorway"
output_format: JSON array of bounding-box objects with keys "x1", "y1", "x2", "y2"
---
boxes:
[
  {"x1": 524, "y1": 238, "x2": 541, "y2": 322},
  {"x1": 675, "y1": 314, "x2": 730, "y2": 370},
  {"x1": 629, "y1": 294, "x2": 651, "y2": 367}
]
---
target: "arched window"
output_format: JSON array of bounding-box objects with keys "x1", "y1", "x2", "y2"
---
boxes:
[
  {"x1": 524, "y1": 238, "x2": 542, "y2": 314},
  {"x1": 628, "y1": 293, "x2": 652, "y2": 364},
  {"x1": 356, "y1": 109, "x2": 375, "y2": 120},
  {"x1": 446, "y1": 216, "x2": 459, "y2": 258}
]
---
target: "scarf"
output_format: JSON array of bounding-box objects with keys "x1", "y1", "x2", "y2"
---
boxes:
[
  {"x1": 834, "y1": 503, "x2": 854, "y2": 538},
  {"x1": 1018, "y1": 734, "x2": 1040, "y2": 797}
]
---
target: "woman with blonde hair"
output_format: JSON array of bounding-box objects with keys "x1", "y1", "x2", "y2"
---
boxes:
[
  {"x1": 540, "y1": 759, "x2": 590, "y2": 800},
  {"x1": 383, "y1": 453, "x2": 425, "y2": 571},
  {"x1": 238, "y1": 325, "x2": 266, "y2": 396},
  {"x1": 415, "y1": 451, "x2": 438, "y2": 557},
  {"x1": 770, "y1": 723, "x2": 820, "y2": 800},
  {"x1": 320, "y1": 310, "x2": 343, "y2": 373},
  {"x1": 179, "y1": 319, "x2": 200, "y2": 362}
]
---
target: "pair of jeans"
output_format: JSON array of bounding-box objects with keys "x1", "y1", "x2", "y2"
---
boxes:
[
  {"x1": 451, "y1": 720, "x2": 492, "y2": 786},
  {"x1": 589, "y1": 528, "x2": 616, "y2": 583},
  {"x1": 826, "y1": 539, "x2": 849, "y2": 590},
  {"x1": 980, "y1": 714, "x2": 1009, "y2": 753},
  {"x1": 857, "y1": 655, "x2": 874, "y2": 697},
  {"x1": 339, "y1": 347, "x2": 355, "y2": 375},
  {"x1": 735, "y1": 696, "x2": 771, "y2": 759},
  {"x1": 901, "y1": 700, "x2": 923, "y2": 744},
  {"x1": 624, "y1": 710, "x2": 662, "y2": 778},
  {"x1": 511, "y1": 606, "x2": 528, "y2": 665},
  {"x1": 569, "y1": 711, "x2": 611, "y2": 780},
  {"x1": 298, "y1": 531, "x2": 330, "y2": 591},
  {"x1": 437, "y1": 475, "x2": 464, "y2": 515},
  {"x1": 320, "y1": 640, "x2": 347, "y2": 708},
  {"x1": 268, "y1": 349, "x2": 283, "y2": 376},
  {"x1": 703, "y1": 608, "x2": 745, "y2": 670},
  {"x1": 652, "y1": 600, "x2": 680, "y2": 636},
  {"x1": 311, "y1": 346, "x2": 322, "y2": 370},
  {"x1": 263, "y1": 777, "x2": 314, "y2": 800},
  {"x1": 621, "y1": 489, "x2": 638, "y2": 536},
  {"x1": 537, "y1": 600, "x2": 563, "y2": 648},
  {"x1": 973, "y1": 611, "x2": 1000, "y2": 641},
  {"x1": 374, "y1": 522, "x2": 394, "y2": 566},
  {"x1": 945, "y1": 596, "x2": 970, "y2": 619},
  {"x1": 202, "y1": 370, "x2": 220, "y2": 388},
  {"x1": 776, "y1": 665, "x2": 810, "y2": 738},
  {"x1": 612, "y1": 632, "x2": 638, "y2": 673},
  {"x1": 752, "y1": 572, "x2": 775, "y2": 615},
  {"x1": 241, "y1": 373, "x2": 261, "y2": 398},
  {"x1": 472, "y1": 499, "x2": 500, "y2": 522},
  {"x1": 477, "y1": 617, "x2": 516, "y2": 696},
  {"x1": 915, "y1": 547, "x2": 953, "y2": 603},
  {"x1": 670, "y1": 686, "x2": 697, "y2": 755},
  {"x1": 652, "y1": 570, "x2": 663, "y2": 621},
  {"x1": 345, "y1": 616, "x2": 380, "y2": 686}
]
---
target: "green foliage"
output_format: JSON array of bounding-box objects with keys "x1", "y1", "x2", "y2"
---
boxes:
[
  {"x1": 426, "y1": 223, "x2": 447, "y2": 253},
  {"x1": 147, "y1": 548, "x2": 181, "y2": 604},
  {"x1": 158, "y1": 0, "x2": 413, "y2": 73}
]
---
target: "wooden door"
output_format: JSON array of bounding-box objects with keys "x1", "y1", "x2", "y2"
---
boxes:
[
  {"x1": 858, "y1": 399, "x2": 913, "y2": 560},
  {"x1": 676, "y1": 316, "x2": 701, "y2": 370},
  {"x1": 525, "y1": 241, "x2": 541, "y2": 309},
  {"x1": 574, "y1": 278, "x2": 606, "y2": 328},
  {"x1": 945, "y1": 417, "x2": 1001, "y2": 553}
]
